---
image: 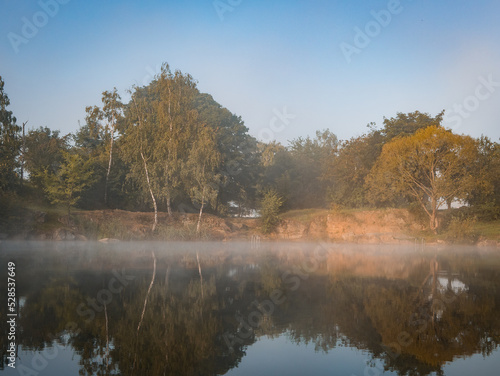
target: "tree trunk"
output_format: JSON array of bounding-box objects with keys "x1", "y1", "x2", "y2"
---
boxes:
[
  {"x1": 167, "y1": 196, "x2": 172, "y2": 218},
  {"x1": 446, "y1": 198, "x2": 453, "y2": 210},
  {"x1": 141, "y1": 151, "x2": 158, "y2": 231},
  {"x1": 196, "y1": 188, "x2": 205, "y2": 234},
  {"x1": 20, "y1": 121, "x2": 27, "y2": 186},
  {"x1": 430, "y1": 205, "x2": 438, "y2": 234},
  {"x1": 104, "y1": 131, "x2": 114, "y2": 205}
]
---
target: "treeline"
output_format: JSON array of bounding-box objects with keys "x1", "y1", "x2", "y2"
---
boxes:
[{"x1": 1, "y1": 65, "x2": 499, "y2": 233}]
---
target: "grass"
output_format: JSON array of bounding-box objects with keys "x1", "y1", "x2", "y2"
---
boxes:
[
  {"x1": 473, "y1": 220, "x2": 500, "y2": 240},
  {"x1": 280, "y1": 208, "x2": 330, "y2": 223}
]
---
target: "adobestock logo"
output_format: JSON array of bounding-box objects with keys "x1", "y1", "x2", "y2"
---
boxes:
[
  {"x1": 443, "y1": 74, "x2": 500, "y2": 130},
  {"x1": 7, "y1": 0, "x2": 71, "y2": 54},
  {"x1": 340, "y1": 0, "x2": 409, "y2": 64},
  {"x1": 213, "y1": 0, "x2": 243, "y2": 22},
  {"x1": 258, "y1": 106, "x2": 296, "y2": 142}
]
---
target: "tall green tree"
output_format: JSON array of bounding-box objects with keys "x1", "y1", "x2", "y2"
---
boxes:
[
  {"x1": 0, "y1": 76, "x2": 20, "y2": 191},
  {"x1": 122, "y1": 64, "x2": 200, "y2": 228},
  {"x1": 101, "y1": 88, "x2": 124, "y2": 204},
  {"x1": 366, "y1": 126, "x2": 480, "y2": 232},
  {"x1": 123, "y1": 86, "x2": 161, "y2": 230},
  {"x1": 152, "y1": 64, "x2": 198, "y2": 216}
]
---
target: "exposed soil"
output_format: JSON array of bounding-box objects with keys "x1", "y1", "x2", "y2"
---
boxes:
[{"x1": 6, "y1": 208, "x2": 499, "y2": 246}]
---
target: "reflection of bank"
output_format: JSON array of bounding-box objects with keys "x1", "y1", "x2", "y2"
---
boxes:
[{"x1": 2, "y1": 243, "x2": 500, "y2": 376}]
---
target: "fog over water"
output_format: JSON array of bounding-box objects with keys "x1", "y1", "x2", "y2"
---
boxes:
[{"x1": 1, "y1": 241, "x2": 499, "y2": 375}]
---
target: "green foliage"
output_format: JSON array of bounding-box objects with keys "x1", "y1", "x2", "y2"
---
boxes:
[
  {"x1": 381, "y1": 110, "x2": 444, "y2": 142},
  {"x1": 194, "y1": 93, "x2": 260, "y2": 214},
  {"x1": 0, "y1": 76, "x2": 21, "y2": 191},
  {"x1": 43, "y1": 152, "x2": 96, "y2": 214},
  {"x1": 24, "y1": 126, "x2": 69, "y2": 190},
  {"x1": 260, "y1": 189, "x2": 283, "y2": 233}
]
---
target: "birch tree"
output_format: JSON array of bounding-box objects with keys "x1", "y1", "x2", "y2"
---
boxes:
[
  {"x1": 101, "y1": 88, "x2": 123, "y2": 204},
  {"x1": 122, "y1": 87, "x2": 160, "y2": 231},
  {"x1": 153, "y1": 64, "x2": 198, "y2": 216},
  {"x1": 183, "y1": 124, "x2": 221, "y2": 233}
]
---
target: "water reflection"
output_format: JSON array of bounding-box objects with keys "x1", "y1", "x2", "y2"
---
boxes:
[{"x1": 1, "y1": 242, "x2": 499, "y2": 375}]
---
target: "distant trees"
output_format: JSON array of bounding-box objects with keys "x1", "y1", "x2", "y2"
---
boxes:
[
  {"x1": 259, "y1": 130, "x2": 337, "y2": 210},
  {"x1": 3, "y1": 64, "x2": 499, "y2": 234},
  {"x1": 323, "y1": 111, "x2": 445, "y2": 208}
]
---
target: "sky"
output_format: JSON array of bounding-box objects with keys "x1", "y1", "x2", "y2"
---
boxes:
[{"x1": 1, "y1": 0, "x2": 499, "y2": 144}]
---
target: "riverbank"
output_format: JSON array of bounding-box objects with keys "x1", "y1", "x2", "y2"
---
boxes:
[{"x1": 2, "y1": 205, "x2": 500, "y2": 246}]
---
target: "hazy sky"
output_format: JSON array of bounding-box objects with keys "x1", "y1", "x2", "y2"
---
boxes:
[{"x1": 1, "y1": 0, "x2": 499, "y2": 144}]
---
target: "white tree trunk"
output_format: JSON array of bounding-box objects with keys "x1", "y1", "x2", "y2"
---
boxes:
[
  {"x1": 196, "y1": 188, "x2": 205, "y2": 234},
  {"x1": 104, "y1": 130, "x2": 114, "y2": 204},
  {"x1": 141, "y1": 151, "x2": 158, "y2": 231}
]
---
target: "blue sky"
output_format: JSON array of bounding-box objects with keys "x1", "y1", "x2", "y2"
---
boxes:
[{"x1": 1, "y1": 0, "x2": 499, "y2": 144}]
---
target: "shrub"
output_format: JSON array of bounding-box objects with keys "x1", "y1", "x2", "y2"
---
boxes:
[{"x1": 260, "y1": 189, "x2": 283, "y2": 234}]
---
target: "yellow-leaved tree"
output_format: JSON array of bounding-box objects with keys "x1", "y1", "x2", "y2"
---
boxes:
[{"x1": 365, "y1": 126, "x2": 482, "y2": 232}]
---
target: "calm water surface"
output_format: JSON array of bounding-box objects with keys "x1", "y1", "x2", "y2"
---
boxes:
[{"x1": 1, "y1": 241, "x2": 499, "y2": 375}]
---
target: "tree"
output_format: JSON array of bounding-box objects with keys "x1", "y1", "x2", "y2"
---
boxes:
[
  {"x1": 288, "y1": 129, "x2": 338, "y2": 208},
  {"x1": 366, "y1": 126, "x2": 480, "y2": 232},
  {"x1": 182, "y1": 124, "x2": 221, "y2": 233},
  {"x1": 101, "y1": 88, "x2": 124, "y2": 204},
  {"x1": 323, "y1": 111, "x2": 444, "y2": 209},
  {"x1": 24, "y1": 127, "x2": 68, "y2": 190},
  {"x1": 0, "y1": 76, "x2": 20, "y2": 191},
  {"x1": 194, "y1": 93, "x2": 260, "y2": 215},
  {"x1": 465, "y1": 136, "x2": 500, "y2": 218},
  {"x1": 323, "y1": 130, "x2": 383, "y2": 208},
  {"x1": 122, "y1": 87, "x2": 161, "y2": 230},
  {"x1": 152, "y1": 64, "x2": 198, "y2": 216},
  {"x1": 43, "y1": 151, "x2": 95, "y2": 214}
]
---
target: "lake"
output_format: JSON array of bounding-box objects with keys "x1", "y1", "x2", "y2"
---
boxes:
[{"x1": 1, "y1": 241, "x2": 499, "y2": 375}]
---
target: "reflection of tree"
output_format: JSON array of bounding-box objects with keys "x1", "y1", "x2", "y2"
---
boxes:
[
  {"x1": 3, "y1": 246, "x2": 500, "y2": 375},
  {"x1": 325, "y1": 255, "x2": 500, "y2": 376}
]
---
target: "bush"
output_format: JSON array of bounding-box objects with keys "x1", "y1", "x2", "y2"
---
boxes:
[
  {"x1": 260, "y1": 189, "x2": 283, "y2": 234},
  {"x1": 444, "y1": 215, "x2": 480, "y2": 244}
]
